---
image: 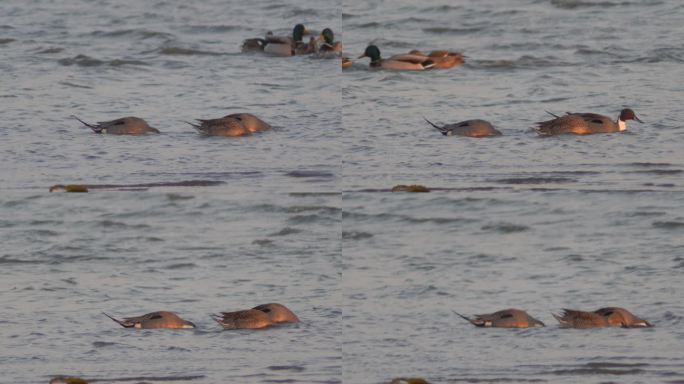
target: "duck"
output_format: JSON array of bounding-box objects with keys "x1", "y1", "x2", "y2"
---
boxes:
[
  {"x1": 552, "y1": 307, "x2": 652, "y2": 328},
  {"x1": 455, "y1": 308, "x2": 545, "y2": 328},
  {"x1": 252, "y1": 303, "x2": 299, "y2": 324},
  {"x1": 357, "y1": 45, "x2": 435, "y2": 71},
  {"x1": 317, "y1": 28, "x2": 343, "y2": 54},
  {"x1": 103, "y1": 311, "x2": 196, "y2": 329},
  {"x1": 403, "y1": 50, "x2": 464, "y2": 69},
  {"x1": 211, "y1": 309, "x2": 273, "y2": 329},
  {"x1": 424, "y1": 117, "x2": 502, "y2": 137},
  {"x1": 49, "y1": 184, "x2": 88, "y2": 193},
  {"x1": 342, "y1": 57, "x2": 353, "y2": 69},
  {"x1": 72, "y1": 115, "x2": 159, "y2": 135},
  {"x1": 187, "y1": 113, "x2": 271, "y2": 137},
  {"x1": 241, "y1": 24, "x2": 308, "y2": 56},
  {"x1": 536, "y1": 108, "x2": 642, "y2": 135}
]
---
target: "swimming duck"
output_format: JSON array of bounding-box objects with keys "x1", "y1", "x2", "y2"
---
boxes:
[
  {"x1": 455, "y1": 308, "x2": 545, "y2": 328},
  {"x1": 211, "y1": 309, "x2": 272, "y2": 329},
  {"x1": 72, "y1": 115, "x2": 159, "y2": 135},
  {"x1": 424, "y1": 117, "x2": 502, "y2": 137},
  {"x1": 242, "y1": 24, "x2": 308, "y2": 56},
  {"x1": 358, "y1": 45, "x2": 435, "y2": 71},
  {"x1": 318, "y1": 28, "x2": 343, "y2": 54},
  {"x1": 188, "y1": 113, "x2": 271, "y2": 137},
  {"x1": 536, "y1": 108, "x2": 642, "y2": 135},
  {"x1": 252, "y1": 303, "x2": 299, "y2": 323},
  {"x1": 103, "y1": 311, "x2": 196, "y2": 329},
  {"x1": 342, "y1": 57, "x2": 353, "y2": 69},
  {"x1": 553, "y1": 307, "x2": 652, "y2": 328},
  {"x1": 406, "y1": 49, "x2": 464, "y2": 69}
]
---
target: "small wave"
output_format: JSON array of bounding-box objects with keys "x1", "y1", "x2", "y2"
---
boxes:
[
  {"x1": 58, "y1": 81, "x2": 92, "y2": 89},
  {"x1": 252, "y1": 239, "x2": 274, "y2": 247},
  {"x1": 342, "y1": 231, "x2": 373, "y2": 240},
  {"x1": 494, "y1": 177, "x2": 576, "y2": 184},
  {"x1": 157, "y1": 46, "x2": 224, "y2": 56},
  {"x1": 35, "y1": 47, "x2": 64, "y2": 54},
  {"x1": 58, "y1": 55, "x2": 147, "y2": 67},
  {"x1": 0, "y1": 257, "x2": 42, "y2": 265},
  {"x1": 270, "y1": 227, "x2": 302, "y2": 236},
  {"x1": 92, "y1": 341, "x2": 119, "y2": 348},
  {"x1": 545, "y1": 361, "x2": 649, "y2": 375},
  {"x1": 285, "y1": 170, "x2": 335, "y2": 178},
  {"x1": 90, "y1": 29, "x2": 174, "y2": 40},
  {"x1": 550, "y1": 0, "x2": 626, "y2": 9},
  {"x1": 79, "y1": 180, "x2": 223, "y2": 190},
  {"x1": 165, "y1": 263, "x2": 197, "y2": 270},
  {"x1": 652, "y1": 221, "x2": 684, "y2": 229},
  {"x1": 166, "y1": 193, "x2": 194, "y2": 201},
  {"x1": 475, "y1": 55, "x2": 569, "y2": 70},
  {"x1": 184, "y1": 24, "x2": 240, "y2": 33},
  {"x1": 481, "y1": 223, "x2": 529, "y2": 233},
  {"x1": 624, "y1": 169, "x2": 683, "y2": 175},
  {"x1": 0, "y1": 38, "x2": 15, "y2": 44},
  {"x1": 267, "y1": 365, "x2": 306, "y2": 372},
  {"x1": 422, "y1": 26, "x2": 483, "y2": 35}
]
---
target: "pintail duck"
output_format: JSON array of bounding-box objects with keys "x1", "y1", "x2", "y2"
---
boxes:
[
  {"x1": 358, "y1": 45, "x2": 435, "y2": 71},
  {"x1": 211, "y1": 309, "x2": 272, "y2": 329},
  {"x1": 553, "y1": 307, "x2": 652, "y2": 328},
  {"x1": 456, "y1": 308, "x2": 545, "y2": 328},
  {"x1": 188, "y1": 113, "x2": 271, "y2": 137},
  {"x1": 103, "y1": 311, "x2": 196, "y2": 329},
  {"x1": 404, "y1": 49, "x2": 464, "y2": 69},
  {"x1": 536, "y1": 108, "x2": 642, "y2": 135},
  {"x1": 318, "y1": 28, "x2": 342, "y2": 54},
  {"x1": 211, "y1": 303, "x2": 299, "y2": 329},
  {"x1": 72, "y1": 115, "x2": 159, "y2": 135},
  {"x1": 424, "y1": 117, "x2": 502, "y2": 137},
  {"x1": 242, "y1": 24, "x2": 309, "y2": 56},
  {"x1": 252, "y1": 303, "x2": 300, "y2": 323}
]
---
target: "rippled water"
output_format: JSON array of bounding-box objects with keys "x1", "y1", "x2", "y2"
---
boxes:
[
  {"x1": 1, "y1": 0, "x2": 340, "y2": 383},
  {"x1": 342, "y1": 0, "x2": 684, "y2": 383},
  {"x1": 2, "y1": 0, "x2": 684, "y2": 383}
]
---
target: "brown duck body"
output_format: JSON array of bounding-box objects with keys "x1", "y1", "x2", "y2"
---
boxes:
[
  {"x1": 212, "y1": 309, "x2": 272, "y2": 329},
  {"x1": 425, "y1": 118, "x2": 502, "y2": 137},
  {"x1": 212, "y1": 303, "x2": 298, "y2": 329},
  {"x1": 104, "y1": 311, "x2": 195, "y2": 329},
  {"x1": 536, "y1": 108, "x2": 642, "y2": 135},
  {"x1": 406, "y1": 50, "x2": 465, "y2": 69},
  {"x1": 189, "y1": 113, "x2": 271, "y2": 137},
  {"x1": 73, "y1": 116, "x2": 159, "y2": 135},
  {"x1": 253, "y1": 303, "x2": 300, "y2": 323},
  {"x1": 456, "y1": 308, "x2": 545, "y2": 328},
  {"x1": 553, "y1": 307, "x2": 652, "y2": 328}
]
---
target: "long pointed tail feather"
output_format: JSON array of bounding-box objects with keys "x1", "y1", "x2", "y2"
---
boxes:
[
  {"x1": 71, "y1": 115, "x2": 102, "y2": 133},
  {"x1": 424, "y1": 117, "x2": 447, "y2": 135},
  {"x1": 102, "y1": 312, "x2": 132, "y2": 328}
]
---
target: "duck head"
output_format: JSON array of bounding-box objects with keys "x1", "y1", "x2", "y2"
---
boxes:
[
  {"x1": 292, "y1": 24, "x2": 306, "y2": 43},
  {"x1": 358, "y1": 45, "x2": 381, "y2": 62}
]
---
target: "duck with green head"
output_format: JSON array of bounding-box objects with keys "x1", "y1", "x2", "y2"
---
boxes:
[
  {"x1": 241, "y1": 24, "x2": 309, "y2": 56},
  {"x1": 318, "y1": 28, "x2": 342, "y2": 54},
  {"x1": 358, "y1": 45, "x2": 434, "y2": 71}
]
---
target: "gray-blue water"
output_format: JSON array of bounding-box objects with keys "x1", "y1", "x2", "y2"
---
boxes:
[{"x1": 2, "y1": 0, "x2": 684, "y2": 383}]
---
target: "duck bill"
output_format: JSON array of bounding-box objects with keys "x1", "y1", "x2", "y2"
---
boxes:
[
  {"x1": 635, "y1": 116, "x2": 644, "y2": 123},
  {"x1": 357, "y1": 53, "x2": 367, "y2": 59}
]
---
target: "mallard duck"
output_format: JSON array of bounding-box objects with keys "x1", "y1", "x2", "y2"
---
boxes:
[
  {"x1": 187, "y1": 113, "x2": 271, "y2": 137},
  {"x1": 357, "y1": 45, "x2": 435, "y2": 71},
  {"x1": 553, "y1": 307, "x2": 652, "y2": 328},
  {"x1": 406, "y1": 49, "x2": 464, "y2": 69},
  {"x1": 318, "y1": 28, "x2": 343, "y2": 54},
  {"x1": 536, "y1": 108, "x2": 642, "y2": 135},
  {"x1": 424, "y1": 117, "x2": 502, "y2": 137},
  {"x1": 241, "y1": 24, "x2": 308, "y2": 56},
  {"x1": 103, "y1": 311, "x2": 196, "y2": 329},
  {"x1": 455, "y1": 309, "x2": 545, "y2": 328},
  {"x1": 72, "y1": 115, "x2": 159, "y2": 134}
]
